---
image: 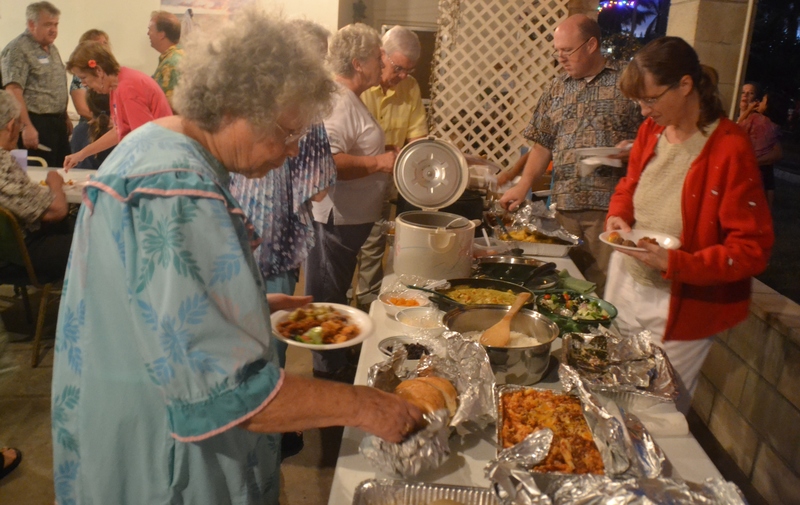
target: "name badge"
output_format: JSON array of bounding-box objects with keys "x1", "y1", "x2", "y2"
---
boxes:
[{"x1": 38, "y1": 56, "x2": 50, "y2": 64}]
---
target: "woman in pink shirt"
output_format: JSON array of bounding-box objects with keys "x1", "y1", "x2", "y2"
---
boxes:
[{"x1": 63, "y1": 41, "x2": 172, "y2": 169}]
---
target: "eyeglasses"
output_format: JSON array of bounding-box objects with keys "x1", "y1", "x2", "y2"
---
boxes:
[
  {"x1": 275, "y1": 123, "x2": 310, "y2": 146},
  {"x1": 552, "y1": 38, "x2": 591, "y2": 60},
  {"x1": 386, "y1": 54, "x2": 415, "y2": 76},
  {"x1": 636, "y1": 84, "x2": 677, "y2": 107}
]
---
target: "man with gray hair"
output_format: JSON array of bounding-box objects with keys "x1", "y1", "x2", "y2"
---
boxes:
[
  {"x1": 148, "y1": 10, "x2": 184, "y2": 108},
  {"x1": 1, "y1": 1, "x2": 71, "y2": 168},
  {"x1": 356, "y1": 25, "x2": 428, "y2": 308}
]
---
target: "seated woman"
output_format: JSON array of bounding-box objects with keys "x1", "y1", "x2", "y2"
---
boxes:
[
  {"x1": 63, "y1": 41, "x2": 172, "y2": 169},
  {"x1": 0, "y1": 90, "x2": 71, "y2": 281},
  {"x1": 604, "y1": 37, "x2": 773, "y2": 413}
]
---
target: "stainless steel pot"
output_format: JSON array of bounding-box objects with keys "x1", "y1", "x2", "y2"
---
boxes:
[{"x1": 443, "y1": 305, "x2": 559, "y2": 385}]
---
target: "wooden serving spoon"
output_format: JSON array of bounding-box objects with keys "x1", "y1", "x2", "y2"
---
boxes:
[{"x1": 480, "y1": 292, "x2": 532, "y2": 347}]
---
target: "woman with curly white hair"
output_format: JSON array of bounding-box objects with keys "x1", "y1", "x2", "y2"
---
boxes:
[
  {"x1": 50, "y1": 11, "x2": 421, "y2": 504},
  {"x1": 306, "y1": 23, "x2": 397, "y2": 382}
]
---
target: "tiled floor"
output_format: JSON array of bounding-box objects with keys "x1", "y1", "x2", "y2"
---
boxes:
[{"x1": 0, "y1": 285, "x2": 338, "y2": 504}]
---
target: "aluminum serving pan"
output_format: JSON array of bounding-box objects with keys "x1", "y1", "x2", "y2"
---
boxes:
[{"x1": 353, "y1": 479, "x2": 498, "y2": 505}]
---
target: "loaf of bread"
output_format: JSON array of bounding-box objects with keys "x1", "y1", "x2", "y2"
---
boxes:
[
  {"x1": 416, "y1": 376, "x2": 458, "y2": 417},
  {"x1": 394, "y1": 377, "x2": 458, "y2": 417}
]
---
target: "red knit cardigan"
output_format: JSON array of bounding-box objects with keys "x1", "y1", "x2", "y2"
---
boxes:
[{"x1": 607, "y1": 117, "x2": 774, "y2": 341}]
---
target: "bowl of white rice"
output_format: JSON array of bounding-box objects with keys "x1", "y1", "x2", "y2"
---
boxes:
[{"x1": 443, "y1": 305, "x2": 559, "y2": 385}]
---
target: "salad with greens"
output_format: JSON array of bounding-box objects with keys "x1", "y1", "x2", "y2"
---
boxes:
[{"x1": 537, "y1": 292, "x2": 611, "y2": 321}]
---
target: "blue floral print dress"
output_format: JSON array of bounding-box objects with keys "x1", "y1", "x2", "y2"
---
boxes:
[{"x1": 51, "y1": 123, "x2": 284, "y2": 504}]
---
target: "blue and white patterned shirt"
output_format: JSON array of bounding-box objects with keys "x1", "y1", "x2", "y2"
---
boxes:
[{"x1": 229, "y1": 123, "x2": 336, "y2": 279}]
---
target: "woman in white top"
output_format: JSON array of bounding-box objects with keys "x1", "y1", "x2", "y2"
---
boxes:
[{"x1": 306, "y1": 23, "x2": 398, "y2": 381}]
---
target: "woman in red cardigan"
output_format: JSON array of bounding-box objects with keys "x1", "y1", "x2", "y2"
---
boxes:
[{"x1": 604, "y1": 37, "x2": 774, "y2": 411}]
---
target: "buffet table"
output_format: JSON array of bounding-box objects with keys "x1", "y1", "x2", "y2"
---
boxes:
[
  {"x1": 26, "y1": 167, "x2": 92, "y2": 204},
  {"x1": 327, "y1": 256, "x2": 722, "y2": 504}
]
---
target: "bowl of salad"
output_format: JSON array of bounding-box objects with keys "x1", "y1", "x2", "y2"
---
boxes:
[{"x1": 534, "y1": 290, "x2": 617, "y2": 332}]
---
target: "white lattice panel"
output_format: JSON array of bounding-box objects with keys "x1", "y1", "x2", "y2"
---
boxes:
[{"x1": 430, "y1": 0, "x2": 569, "y2": 167}]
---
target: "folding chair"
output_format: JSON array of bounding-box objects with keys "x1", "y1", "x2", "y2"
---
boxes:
[{"x1": 0, "y1": 206, "x2": 62, "y2": 367}]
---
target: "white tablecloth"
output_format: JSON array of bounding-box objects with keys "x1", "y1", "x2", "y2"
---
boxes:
[
  {"x1": 327, "y1": 257, "x2": 721, "y2": 504},
  {"x1": 26, "y1": 167, "x2": 92, "y2": 204}
]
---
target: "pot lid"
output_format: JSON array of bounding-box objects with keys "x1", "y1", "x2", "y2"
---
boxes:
[{"x1": 394, "y1": 136, "x2": 470, "y2": 211}]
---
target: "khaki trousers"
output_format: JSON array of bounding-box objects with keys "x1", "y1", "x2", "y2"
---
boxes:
[{"x1": 555, "y1": 209, "x2": 612, "y2": 297}]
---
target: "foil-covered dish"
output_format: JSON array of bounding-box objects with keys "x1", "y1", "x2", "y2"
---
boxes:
[
  {"x1": 487, "y1": 370, "x2": 744, "y2": 504},
  {"x1": 486, "y1": 200, "x2": 580, "y2": 257},
  {"x1": 493, "y1": 367, "x2": 668, "y2": 479},
  {"x1": 353, "y1": 479, "x2": 498, "y2": 505},
  {"x1": 562, "y1": 327, "x2": 679, "y2": 408},
  {"x1": 359, "y1": 332, "x2": 496, "y2": 477}
]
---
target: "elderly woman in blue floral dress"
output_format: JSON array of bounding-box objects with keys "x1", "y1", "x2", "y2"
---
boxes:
[{"x1": 50, "y1": 10, "x2": 421, "y2": 505}]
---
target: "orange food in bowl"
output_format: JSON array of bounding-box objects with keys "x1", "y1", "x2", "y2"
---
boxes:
[{"x1": 387, "y1": 297, "x2": 420, "y2": 307}]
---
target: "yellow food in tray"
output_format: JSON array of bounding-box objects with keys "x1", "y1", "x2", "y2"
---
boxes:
[
  {"x1": 501, "y1": 229, "x2": 570, "y2": 245},
  {"x1": 443, "y1": 286, "x2": 518, "y2": 305}
]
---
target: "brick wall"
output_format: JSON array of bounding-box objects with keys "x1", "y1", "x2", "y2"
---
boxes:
[{"x1": 692, "y1": 279, "x2": 800, "y2": 504}]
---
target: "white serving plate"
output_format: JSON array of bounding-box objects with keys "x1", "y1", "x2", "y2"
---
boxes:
[
  {"x1": 26, "y1": 168, "x2": 91, "y2": 196},
  {"x1": 270, "y1": 303, "x2": 374, "y2": 350},
  {"x1": 599, "y1": 230, "x2": 681, "y2": 252}
]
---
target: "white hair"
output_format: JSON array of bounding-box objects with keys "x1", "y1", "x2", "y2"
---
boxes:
[
  {"x1": 382, "y1": 26, "x2": 420, "y2": 63},
  {"x1": 327, "y1": 23, "x2": 382, "y2": 78},
  {"x1": 173, "y1": 8, "x2": 336, "y2": 134}
]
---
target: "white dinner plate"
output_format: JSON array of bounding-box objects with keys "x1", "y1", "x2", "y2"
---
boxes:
[
  {"x1": 599, "y1": 230, "x2": 682, "y2": 252},
  {"x1": 270, "y1": 303, "x2": 374, "y2": 350},
  {"x1": 27, "y1": 169, "x2": 91, "y2": 195}
]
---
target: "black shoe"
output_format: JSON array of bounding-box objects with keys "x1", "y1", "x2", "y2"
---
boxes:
[
  {"x1": 312, "y1": 364, "x2": 357, "y2": 384},
  {"x1": 281, "y1": 432, "x2": 304, "y2": 460}
]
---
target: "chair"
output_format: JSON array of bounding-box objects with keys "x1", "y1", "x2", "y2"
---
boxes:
[
  {"x1": 0, "y1": 206, "x2": 62, "y2": 367},
  {"x1": 26, "y1": 156, "x2": 48, "y2": 168}
]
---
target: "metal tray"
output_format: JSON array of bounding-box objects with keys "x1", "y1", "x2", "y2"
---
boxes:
[
  {"x1": 494, "y1": 385, "x2": 602, "y2": 475},
  {"x1": 353, "y1": 479, "x2": 498, "y2": 505}
]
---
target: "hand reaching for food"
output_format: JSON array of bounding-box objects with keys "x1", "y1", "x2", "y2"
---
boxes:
[{"x1": 353, "y1": 385, "x2": 424, "y2": 443}]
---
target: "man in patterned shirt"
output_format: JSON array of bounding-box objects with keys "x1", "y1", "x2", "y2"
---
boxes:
[
  {"x1": 148, "y1": 11, "x2": 184, "y2": 109},
  {"x1": 1, "y1": 1, "x2": 71, "y2": 168},
  {"x1": 499, "y1": 14, "x2": 641, "y2": 295},
  {"x1": 0, "y1": 89, "x2": 71, "y2": 280}
]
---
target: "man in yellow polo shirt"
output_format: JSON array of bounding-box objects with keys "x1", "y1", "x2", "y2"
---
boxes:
[{"x1": 355, "y1": 25, "x2": 428, "y2": 308}]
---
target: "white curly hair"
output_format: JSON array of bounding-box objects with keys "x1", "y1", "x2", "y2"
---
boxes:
[{"x1": 173, "y1": 8, "x2": 336, "y2": 135}]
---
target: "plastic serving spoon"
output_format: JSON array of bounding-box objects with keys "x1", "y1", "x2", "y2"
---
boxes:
[{"x1": 480, "y1": 292, "x2": 531, "y2": 347}]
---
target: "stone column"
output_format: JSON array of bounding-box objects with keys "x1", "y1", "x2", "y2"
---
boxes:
[{"x1": 667, "y1": 0, "x2": 757, "y2": 116}]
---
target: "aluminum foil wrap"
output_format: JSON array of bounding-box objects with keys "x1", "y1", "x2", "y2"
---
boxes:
[
  {"x1": 488, "y1": 381, "x2": 744, "y2": 504},
  {"x1": 487, "y1": 199, "x2": 580, "y2": 245},
  {"x1": 541, "y1": 475, "x2": 747, "y2": 504},
  {"x1": 558, "y1": 365, "x2": 665, "y2": 479},
  {"x1": 359, "y1": 410, "x2": 450, "y2": 478},
  {"x1": 563, "y1": 327, "x2": 679, "y2": 405},
  {"x1": 360, "y1": 331, "x2": 496, "y2": 477},
  {"x1": 485, "y1": 430, "x2": 555, "y2": 505}
]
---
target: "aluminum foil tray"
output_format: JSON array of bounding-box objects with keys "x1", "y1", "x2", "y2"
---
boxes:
[
  {"x1": 353, "y1": 479, "x2": 498, "y2": 505},
  {"x1": 494, "y1": 384, "x2": 566, "y2": 456}
]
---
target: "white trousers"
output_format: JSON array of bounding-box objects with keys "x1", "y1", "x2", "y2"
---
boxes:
[{"x1": 604, "y1": 252, "x2": 713, "y2": 413}]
